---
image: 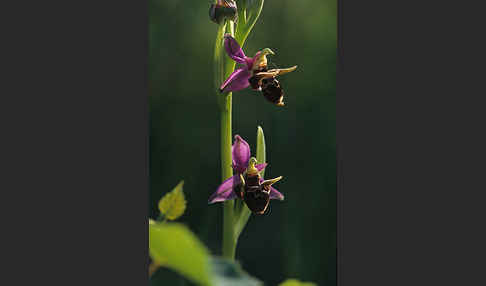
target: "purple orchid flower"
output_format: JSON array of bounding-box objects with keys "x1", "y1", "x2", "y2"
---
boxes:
[
  {"x1": 220, "y1": 34, "x2": 298, "y2": 106},
  {"x1": 208, "y1": 135, "x2": 284, "y2": 214}
]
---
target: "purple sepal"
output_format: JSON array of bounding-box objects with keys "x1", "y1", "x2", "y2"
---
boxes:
[
  {"x1": 269, "y1": 186, "x2": 284, "y2": 200},
  {"x1": 224, "y1": 34, "x2": 247, "y2": 64},
  {"x1": 220, "y1": 67, "x2": 252, "y2": 93},
  {"x1": 208, "y1": 175, "x2": 241, "y2": 204},
  {"x1": 232, "y1": 135, "x2": 251, "y2": 173},
  {"x1": 256, "y1": 163, "x2": 267, "y2": 171}
]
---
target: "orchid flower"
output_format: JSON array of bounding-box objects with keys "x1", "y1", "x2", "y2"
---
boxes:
[
  {"x1": 208, "y1": 135, "x2": 284, "y2": 214},
  {"x1": 220, "y1": 34, "x2": 297, "y2": 106}
]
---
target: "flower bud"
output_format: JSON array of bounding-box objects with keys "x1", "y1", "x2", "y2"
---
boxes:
[{"x1": 209, "y1": 0, "x2": 238, "y2": 24}]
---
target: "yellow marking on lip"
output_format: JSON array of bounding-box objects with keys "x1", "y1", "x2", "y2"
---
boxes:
[{"x1": 246, "y1": 157, "x2": 259, "y2": 175}]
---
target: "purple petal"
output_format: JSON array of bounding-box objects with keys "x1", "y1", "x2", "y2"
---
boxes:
[
  {"x1": 269, "y1": 186, "x2": 285, "y2": 201},
  {"x1": 248, "y1": 51, "x2": 261, "y2": 70},
  {"x1": 208, "y1": 175, "x2": 241, "y2": 204},
  {"x1": 256, "y1": 163, "x2": 267, "y2": 171},
  {"x1": 232, "y1": 135, "x2": 250, "y2": 174},
  {"x1": 245, "y1": 57, "x2": 255, "y2": 70},
  {"x1": 224, "y1": 34, "x2": 246, "y2": 64},
  {"x1": 220, "y1": 68, "x2": 251, "y2": 93}
]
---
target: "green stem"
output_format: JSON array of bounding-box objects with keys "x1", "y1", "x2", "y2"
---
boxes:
[
  {"x1": 221, "y1": 94, "x2": 236, "y2": 259},
  {"x1": 216, "y1": 20, "x2": 237, "y2": 260}
]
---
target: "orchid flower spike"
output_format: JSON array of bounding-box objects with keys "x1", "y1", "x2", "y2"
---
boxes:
[
  {"x1": 220, "y1": 34, "x2": 297, "y2": 106},
  {"x1": 208, "y1": 135, "x2": 284, "y2": 214}
]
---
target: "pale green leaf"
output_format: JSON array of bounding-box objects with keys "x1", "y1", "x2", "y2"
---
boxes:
[
  {"x1": 256, "y1": 125, "x2": 266, "y2": 178},
  {"x1": 149, "y1": 222, "x2": 211, "y2": 286},
  {"x1": 214, "y1": 22, "x2": 226, "y2": 93},
  {"x1": 158, "y1": 180, "x2": 186, "y2": 220},
  {"x1": 278, "y1": 279, "x2": 318, "y2": 286},
  {"x1": 235, "y1": 0, "x2": 264, "y2": 47}
]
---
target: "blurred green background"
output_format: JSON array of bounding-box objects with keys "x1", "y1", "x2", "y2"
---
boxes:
[{"x1": 149, "y1": 0, "x2": 336, "y2": 285}]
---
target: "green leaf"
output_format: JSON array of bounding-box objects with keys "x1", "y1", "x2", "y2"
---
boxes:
[
  {"x1": 278, "y1": 279, "x2": 318, "y2": 286},
  {"x1": 210, "y1": 257, "x2": 263, "y2": 286},
  {"x1": 158, "y1": 180, "x2": 186, "y2": 220},
  {"x1": 149, "y1": 222, "x2": 211, "y2": 286},
  {"x1": 256, "y1": 125, "x2": 266, "y2": 178},
  {"x1": 235, "y1": 0, "x2": 264, "y2": 46},
  {"x1": 214, "y1": 22, "x2": 227, "y2": 93},
  {"x1": 148, "y1": 222, "x2": 262, "y2": 286}
]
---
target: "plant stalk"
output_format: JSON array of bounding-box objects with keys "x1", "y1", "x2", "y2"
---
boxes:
[
  {"x1": 217, "y1": 20, "x2": 237, "y2": 260},
  {"x1": 221, "y1": 94, "x2": 236, "y2": 259}
]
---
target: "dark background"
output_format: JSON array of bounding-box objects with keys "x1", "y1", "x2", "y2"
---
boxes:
[{"x1": 149, "y1": 0, "x2": 336, "y2": 285}]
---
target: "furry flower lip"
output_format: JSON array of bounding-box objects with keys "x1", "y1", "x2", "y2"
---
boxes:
[
  {"x1": 208, "y1": 135, "x2": 284, "y2": 214},
  {"x1": 209, "y1": 0, "x2": 238, "y2": 24},
  {"x1": 220, "y1": 34, "x2": 297, "y2": 106}
]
